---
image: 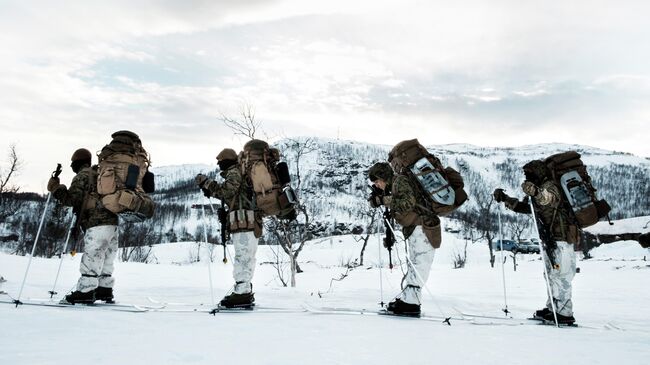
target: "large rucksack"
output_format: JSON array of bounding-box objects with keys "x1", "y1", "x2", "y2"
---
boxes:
[
  {"x1": 96, "y1": 131, "x2": 155, "y2": 223},
  {"x1": 544, "y1": 151, "x2": 610, "y2": 228},
  {"x1": 388, "y1": 139, "x2": 467, "y2": 216},
  {"x1": 240, "y1": 139, "x2": 297, "y2": 221}
]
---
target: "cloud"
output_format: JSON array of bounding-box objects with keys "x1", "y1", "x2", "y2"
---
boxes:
[{"x1": 1, "y1": 0, "x2": 650, "y2": 191}]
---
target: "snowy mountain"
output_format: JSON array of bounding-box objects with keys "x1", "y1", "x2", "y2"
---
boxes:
[{"x1": 148, "y1": 137, "x2": 650, "y2": 240}]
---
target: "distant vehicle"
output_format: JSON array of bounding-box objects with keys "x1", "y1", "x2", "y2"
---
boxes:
[
  {"x1": 516, "y1": 240, "x2": 541, "y2": 254},
  {"x1": 492, "y1": 239, "x2": 518, "y2": 252},
  {"x1": 492, "y1": 239, "x2": 541, "y2": 254}
]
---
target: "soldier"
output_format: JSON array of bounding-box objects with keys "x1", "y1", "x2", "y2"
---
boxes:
[
  {"x1": 195, "y1": 148, "x2": 260, "y2": 309},
  {"x1": 367, "y1": 162, "x2": 439, "y2": 316},
  {"x1": 493, "y1": 160, "x2": 578, "y2": 325},
  {"x1": 47, "y1": 148, "x2": 119, "y2": 304}
]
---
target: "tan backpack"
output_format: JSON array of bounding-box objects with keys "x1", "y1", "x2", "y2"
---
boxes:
[
  {"x1": 240, "y1": 139, "x2": 297, "y2": 220},
  {"x1": 388, "y1": 139, "x2": 467, "y2": 216},
  {"x1": 96, "y1": 130, "x2": 155, "y2": 222},
  {"x1": 544, "y1": 151, "x2": 611, "y2": 228}
]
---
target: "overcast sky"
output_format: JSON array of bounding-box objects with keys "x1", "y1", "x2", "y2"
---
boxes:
[{"x1": 1, "y1": 0, "x2": 649, "y2": 192}]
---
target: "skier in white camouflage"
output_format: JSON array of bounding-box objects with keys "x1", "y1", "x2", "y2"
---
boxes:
[
  {"x1": 368, "y1": 162, "x2": 439, "y2": 316},
  {"x1": 47, "y1": 148, "x2": 119, "y2": 304},
  {"x1": 196, "y1": 148, "x2": 261, "y2": 309},
  {"x1": 494, "y1": 160, "x2": 579, "y2": 325}
]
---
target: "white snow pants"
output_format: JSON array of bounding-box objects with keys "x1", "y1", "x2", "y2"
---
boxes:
[
  {"x1": 232, "y1": 231, "x2": 259, "y2": 294},
  {"x1": 543, "y1": 241, "x2": 576, "y2": 316},
  {"x1": 76, "y1": 225, "x2": 119, "y2": 293},
  {"x1": 401, "y1": 226, "x2": 436, "y2": 305}
]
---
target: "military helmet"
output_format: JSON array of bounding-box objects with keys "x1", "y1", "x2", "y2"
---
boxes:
[
  {"x1": 216, "y1": 148, "x2": 238, "y2": 162},
  {"x1": 368, "y1": 162, "x2": 394, "y2": 182},
  {"x1": 71, "y1": 148, "x2": 92, "y2": 162}
]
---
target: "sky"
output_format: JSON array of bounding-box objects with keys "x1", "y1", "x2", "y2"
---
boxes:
[{"x1": 1, "y1": 0, "x2": 649, "y2": 192}]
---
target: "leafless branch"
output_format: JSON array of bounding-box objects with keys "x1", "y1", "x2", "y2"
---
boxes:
[
  {"x1": 219, "y1": 103, "x2": 262, "y2": 139},
  {"x1": 0, "y1": 144, "x2": 21, "y2": 194}
]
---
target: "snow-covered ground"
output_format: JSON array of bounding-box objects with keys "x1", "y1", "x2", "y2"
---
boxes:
[{"x1": 1, "y1": 231, "x2": 649, "y2": 365}]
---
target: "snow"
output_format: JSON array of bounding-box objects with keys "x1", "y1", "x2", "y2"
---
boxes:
[
  {"x1": 586, "y1": 216, "x2": 650, "y2": 235},
  {"x1": 2, "y1": 230, "x2": 650, "y2": 365}
]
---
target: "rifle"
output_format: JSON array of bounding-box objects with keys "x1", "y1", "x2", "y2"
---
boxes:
[
  {"x1": 383, "y1": 207, "x2": 394, "y2": 270},
  {"x1": 217, "y1": 199, "x2": 229, "y2": 264}
]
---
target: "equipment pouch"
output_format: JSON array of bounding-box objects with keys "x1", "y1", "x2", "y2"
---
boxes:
[
  {"x1": 229, "y1": 209, "x2": 255, "y2": 231},
  {"x1": 125, "y1": 164, "x2": 140, "y2": 190},
  {"x1": 143, "y1": 170, "x2": 155, "y2": 193},
  {"x1": 422, "y1": 217, "x2": 442, "y2": 248},
  {"x1": 97, "y1": 168, "x2": 117, "y2": 195}
]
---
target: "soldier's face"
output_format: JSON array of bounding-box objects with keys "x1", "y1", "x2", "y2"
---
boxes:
[{"x1": 374, "y1": 179, "x2": 387, "y2": 191}]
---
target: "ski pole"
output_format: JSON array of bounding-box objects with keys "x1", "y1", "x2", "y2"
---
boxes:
[
  {"x1": 48, "y1": 216, "x2": 76, "y2": 299},
  {"x1": 497, "y1": 206, "x2": 510, "y2": 316},
  {"x1": 376, "y1": 212, "x2": 385, "y2": 307},
  {"x1": 528, "y1": 199, "x2": 559, "y2": 328},
  {"x1": 383, "y1": 218, "x2": 450, "y2": 325},
  {"x1": 15, "y1": 164, "x2": 61, "y2": 307},
  {"x1": 201, "y1": 204, "x2": 216, "y2": 307}
]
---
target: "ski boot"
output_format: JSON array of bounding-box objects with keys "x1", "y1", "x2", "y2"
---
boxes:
[
  {"x1": 61, "y1": 290, "x2": 95, "y2": 305},
  {"x1": 542, "y1": 311, "x2": 576, "y2": 326},
  {"x1": 218, "y1": 292, "x2": 255, "y2": 309},
  {"x1": 386, "y1": 298, "x2": 421, "y2": 317},
  {"x1": 531, "y1": 307, "x2": 551, "y2": 321},
  {"x1": 95, "y1": 287, "x2": 114, "y2": 304}
]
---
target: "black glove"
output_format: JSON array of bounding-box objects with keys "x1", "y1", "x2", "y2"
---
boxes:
[
  {"x1": 368, "y1": 185, "x2": 387, "y2": 208},
  {"x1": 368, "y1": 195, "x2": 382, "y2": 208},
  {"x1": 201, "y1": 187, "x2": 211, "y2": 198},
  {"x1": 195, "y1": 174, "x2": 210, "y2": 188},
  {"x1": 493, "y1": 188, "x2": 508, "y2": 203}
]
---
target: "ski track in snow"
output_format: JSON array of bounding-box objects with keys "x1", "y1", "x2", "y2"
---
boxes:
[{"x1": 1, "y1": 230, "x2": 650, "y2": 365}]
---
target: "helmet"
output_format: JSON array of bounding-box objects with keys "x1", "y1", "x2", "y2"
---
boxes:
[
  {"x1": 71, "y1": 148, "x2": 92, "y2": 162},
  {"x1": 368, "y1": 162, "x2": 394, "y2": 182},
  {"x1": 216, "y1": 148, "x2": 238, "y2": 162}
]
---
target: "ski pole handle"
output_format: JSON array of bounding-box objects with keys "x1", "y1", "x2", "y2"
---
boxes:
[{"x1": 52, "y1": 163, "x2": 62, "y2": 178}]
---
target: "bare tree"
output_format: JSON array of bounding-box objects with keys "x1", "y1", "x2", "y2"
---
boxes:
[
  {"x1": 283, "y1": 137, "x2": 318, "y2": 194},
  {"x1": 507, "y1": 216, "x2": 530, "y2": 243},
  {"x1": 219, "y1": 103, "x2": 262, "y2": 139},
  {"x1": 0, "y1": 144, "x2": 23, "y2": 223},
  {"x1": 267, "y1": 204, "x2": 314, "y2": 287},
  {"x1": 353, "y1": 205, "x2": 378, "y2": 266},
  {"x1": 267, "y1": 242, "x2": 289, "y2": 287},
  {"x1": 119, "y1": 222, "x2": 161, "y2": 263},
  {"x1": 471, "y1": 179, "x2": 498, "y2": 267},
  {"x1": 453, "y1": 239, "x2": 469, "y2": 269}
]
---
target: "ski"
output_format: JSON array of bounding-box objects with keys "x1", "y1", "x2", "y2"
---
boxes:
[
  {"x1": 146, "y1": 297, "x2": 305, "y2": 314},
  {"x1": 302, "y1": 303, "x2": 459, "y2": 324},
  {"x1": 209, "y1": 305, "x2": 304, "y2": 315},
  {"x1": 0, "y1": 298, "x2": 148, "y2": 313},
  {"x1": 455, "y1": 308, "x2": 617, "y2": 330}
]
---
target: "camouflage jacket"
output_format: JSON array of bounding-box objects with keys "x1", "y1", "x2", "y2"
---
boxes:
[
  {"x1": 52, "y1": 166, "x2": 118, "y2": 231},
  {"x1": 504, "y1": 180, "x2": 579, "y2": 244},
  {"x1": 389, "y1": 174, "x2": 440, "y2": 241},
  {"x1": 204, "y1": 165, "x2": 254, "y2": 211},
  {"x1": 204, "y1": 164, "x2": 262, "y2": 235}
]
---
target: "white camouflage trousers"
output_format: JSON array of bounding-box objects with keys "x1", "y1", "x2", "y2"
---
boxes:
[
  {"x1": 232, "y1": 231, "x2": 259, "y2": 294},
  {"x1": 543, "y1": 241, "x2": 576, "y2": 316},
  {"x1": 400, "y1": 226, "x2": 436, "y2": 305},
  {"x1": 76, "y1": 225, "x2": 119, "y2": 293}
]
